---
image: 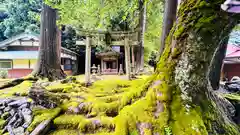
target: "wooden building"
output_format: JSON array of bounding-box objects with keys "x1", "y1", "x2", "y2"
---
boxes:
[
  {"x1": 222, "y1": 44, "x2": 240, "y2": 80},
  {"x1": 0, "y1": 33, "x2": 78, "y2": 78},
  {"x1": 96, "y1": 51, "x2": 120, "y2": 75}
]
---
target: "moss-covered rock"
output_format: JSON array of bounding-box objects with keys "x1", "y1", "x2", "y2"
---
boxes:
[{"x1": 27, "y1": 107, "x2": 61, "y2": 133}]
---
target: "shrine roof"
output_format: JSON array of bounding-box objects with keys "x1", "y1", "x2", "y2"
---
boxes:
[
  {"x1": 96, "y1": 51, "x2": 120, "y2": 58},
  {"x1": 226, "y1": 44, "x2": 240, "y2": 58}
]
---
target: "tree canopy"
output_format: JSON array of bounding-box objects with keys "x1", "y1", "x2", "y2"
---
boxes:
[
  {"x1": 46, "y1": 0, "x2": 164, "y2": 59},
  {"x1": 0, "y1": 0, "x2": 41, "y2": 41},
  {"x1": 0, "y1": 0, "x2": 164, "y2": 60}
]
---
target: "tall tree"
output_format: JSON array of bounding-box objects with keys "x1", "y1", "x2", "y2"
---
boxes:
[
  {"x1": 147, "y1": 0, "x2": 240, "y2": 134},
  {"x1": 159, "y1": 0, "x2": 178, "y2": 57},
  {"x1": 136, "y1": 0, "x2": 147, "y2": 73},
  {"x1": 32, "y1": 3, "x2": 65, "y2": 80}
]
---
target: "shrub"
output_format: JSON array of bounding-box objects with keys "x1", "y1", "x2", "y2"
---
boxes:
[{"x1": 0, "y1": 70, "x2": 8, "y2": 79}]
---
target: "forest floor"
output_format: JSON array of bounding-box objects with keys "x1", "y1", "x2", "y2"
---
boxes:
[{"x1": 0, "y1": 75, "x2": 151, "y2": 135}]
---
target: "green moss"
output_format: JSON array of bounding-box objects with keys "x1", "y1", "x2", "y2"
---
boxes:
[
  {"x1": 60, "y1": 101, "x2": 79, "y2": 111},
  {"x1": 0, "y1": 81, "x2": 33, "y2": 98},
  {"x1": 27, "y1": 107, "x2": 61, "y2": 133},
  {"x1": 171, "y1": 48, "x2": 182, "y2": 58},
  {"x1": 45, "y1": 82, "x2": 84, "y2": 93},
  {"x1": 223, "y1": 93, "x2": 240, "y2": 101},
  {"x1": 173, "y1": 26, "x2": 185, "y2": 38},
  {"x1": 170, "y1": 92, "x2": 207, "y2": 135},
  {"x1": 201, "y1": 98, "x2": 240, "y2": 135},
  {"x1": 114, "y1": 86, "x2": 157, "y2": 135},
  {"x1": 1, "y1": 112, "x2": 10, "y2": 120},
  {"x1": 54, "y1": 115, "x2": 86, "y2": 129},
  {"x1": 68, "y1": 77, "x2": 152, "y2": 117},
  {"x1": 54, "y1": 114, "x2": 114, "y2": 132},
  {"x1": 86, "y1": 131, "x2": 113, "y2": 135},
  {"x1": 0, "y1": 119, "x2": 5, "y2": 129},
  {"x1": 48, "y1": 129, "x2": 79, "y2": 135}
]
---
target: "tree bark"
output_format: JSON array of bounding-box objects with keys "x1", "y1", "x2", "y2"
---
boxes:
[
  {"x1": 32, "y1": 4, "x2": 66, "y2": 80},
  {"x1": 136, "y1": 0, "x2": 146, "y2": 73},
  {"x1": 159, "y1": 0, "x2": 178, "y2": 57},
  {"x1": 114, "y1": 1, "x2": 240, "y2": 135},
  {"x1": 152, "y1": 0, "x2": 240, "y2": 133}
]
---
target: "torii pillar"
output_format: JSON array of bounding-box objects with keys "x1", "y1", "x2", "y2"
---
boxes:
[
  {"x1": 124, "y1": 36, "x2": 131, "y2": 80},
  {"x1": 131, "y1": 45, "x2": 135, "y2": 75},
  {"x1": 85, "y1": 36, "x2": 91, "y2": 85}
]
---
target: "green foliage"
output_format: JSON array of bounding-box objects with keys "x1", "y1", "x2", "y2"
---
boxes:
[
  {"x1": 45, "y1": 0, "x2": 141, "y2": 30},
  {"x1": 45, "y1": 0, "x2": 164, "y2": 60},
  {"x1": 148, "y1": 50, "x2": 157, "y2": 68},
  {"x1": 164, "y1": 126, "x2": 172, "y2": 135},
  {"x1": 144, "y1": 0, "x2": 164, "y2": 60},
  {"x1": 0, "y1": 0, "x2": 41, "y2": 40},
  {"x1": 0, "y1": 69, "x2": 7, "y2": 79},
  {"x1": 61, "y1": 26, "x2": 80, "y2": 52}
]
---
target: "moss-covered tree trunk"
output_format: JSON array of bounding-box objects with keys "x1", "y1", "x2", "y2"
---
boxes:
[
  {"x1": 153, "y1": 0, "x2": 240, "y2": 134},
  {"x1": 32, "y1": 4, "x2": 66, "y2": 80},
  {"x1": 114, "y1": 0, "x2": 240, "y2": 135}
]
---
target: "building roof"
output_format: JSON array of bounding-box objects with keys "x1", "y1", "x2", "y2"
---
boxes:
[
  {"x1": 226, "y1": 44, "x2": 240, "y2": 58},
  {"x1": 0, "y1": 33, "x2": 78, "y2": 55},
  {"x1": 0, "y1": 51, "x2": 38, "y2": 59}
]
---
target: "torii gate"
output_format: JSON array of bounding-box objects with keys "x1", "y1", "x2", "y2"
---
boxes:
[{"x1": 75, "y1": 30, "x2": 139, "y2": 84}]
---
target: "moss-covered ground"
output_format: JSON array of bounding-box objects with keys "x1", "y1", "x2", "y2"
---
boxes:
[
  {"x1": 0, "y1": 75, "x2": 160, "y2": 135},
  {"x1": 0, "y1": 74, "x2": 237, "y2": 135}
]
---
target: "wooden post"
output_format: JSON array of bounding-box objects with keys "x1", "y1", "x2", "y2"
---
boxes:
[
  {"x1": 220, "y1": 63, "x2": 225, "y2": 81},
  {"x1": 101, "y1": 59, "x2": 104, "y2": 73},
  {"x1": 131, "y1": 46, "x2": 135, "y2": 75},
  {"x1": 85, "y1": 36, "x2": 91, "y2": 85},
  {"x1": 116, "y1": 59, "x2": 119, "y2": 71},
  {"x1": 104, "y1": 61, "x2": 107, "y2": 70},
  {"x1": 124, "y1": 37, "x2": 131, "y2": 80}
]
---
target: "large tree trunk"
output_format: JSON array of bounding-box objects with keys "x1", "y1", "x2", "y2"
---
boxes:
[
  {"x1": 159, "y1": 0, "x2": 178, "y2": 57},
  {"x1": 153, "y1": 0, "x2": 240, "y2": 133},
  {"x1": 114, "y1": 0, "x2": 240, "y2": 135},
  {"x1": 32, "y1": 4, "x2": 66, "y2": 80},
  {"x1": 136, "y1": 0, "x2": 146, "y2": 73}
]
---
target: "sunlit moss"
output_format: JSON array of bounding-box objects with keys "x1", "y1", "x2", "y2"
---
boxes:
[
  {"x1": 223, "y1": 93, "x2": 240, "y2": 101},
  {"x1": 48, "y1": 129, "x2": 79, "y2": 135},
  {"x1": 0, "y1": 81, "x2": 33, "y2": 98},
  {"x1": 0, "y1": 119, "x2": 5, "y2": 129},
  {"x1": 54, "y1": 114, "x2": 114, "y2": 132},
  {"x1": 54, "y1": 115, "x2": 86, "y2": 129},
  {"x1": 170, "y1": 90, "x2": 207, "y2": 135},
  {"x1": 27, "y1": 107, "x2": 61, "y2": 133}
]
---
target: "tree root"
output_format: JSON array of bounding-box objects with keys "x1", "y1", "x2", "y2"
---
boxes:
[
  {"x1": 53, "y1": 114, "x2": 114, "y2": 133},
  {"x1": 32, "y1": 64, "x2": 66, "y2": 81},
  {"x1": 0, "y1": 76, "x2": 38, "y2": 90}
]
